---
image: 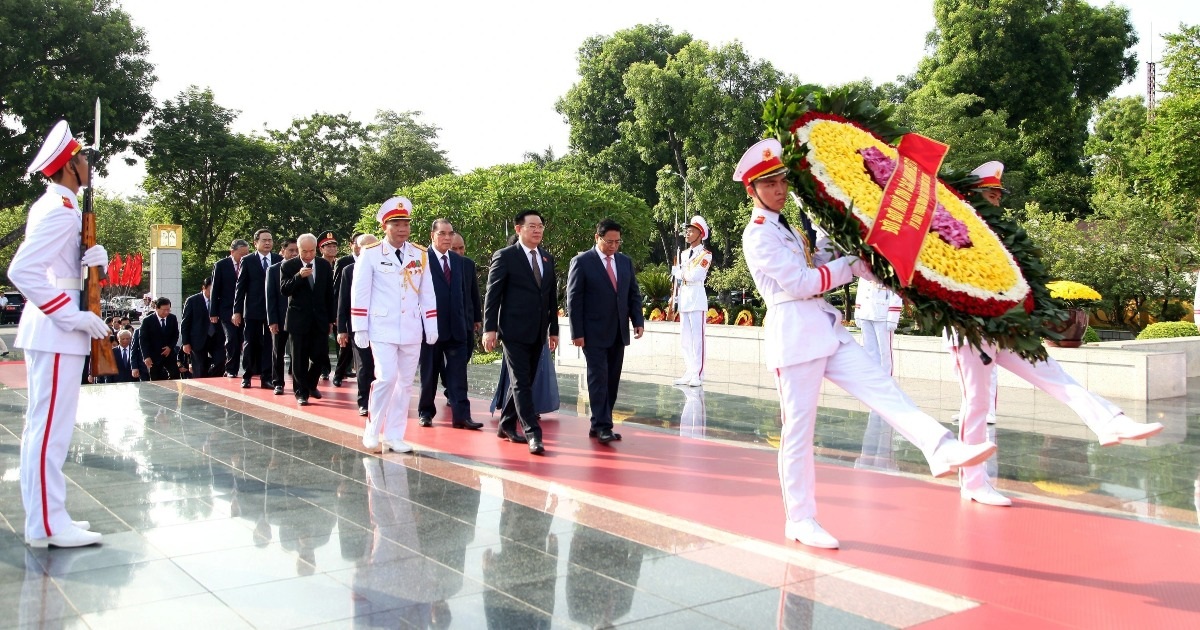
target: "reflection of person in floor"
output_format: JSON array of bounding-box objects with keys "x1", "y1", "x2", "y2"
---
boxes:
[
  {"x1": 735, "y1": 139, "x2": 997, "y2": 549},
  {"x1": 676, "y1": 384, "x2": 708, "y2": 438},
  {"x1": 951, "y1": 161, "x2": 1164, "y2": 508},
  {"x1": 777, "y1": 564, "x2": 815, "y2": 630},
  {"x1": 566, "y1": 517, "x2": 645, "y2": 627},
  {"x1": 483, "y1": 487, "x2": 558, "y2": 628},
  {"x1": 357, "y1": 457, "x2": 435, "y2": 625},
  {"x1": 408, "y1": 458, "x2": 482, "y2": 625},
  {"x1": 854, "y1": 412, "x2": 897, "y2": 472}
]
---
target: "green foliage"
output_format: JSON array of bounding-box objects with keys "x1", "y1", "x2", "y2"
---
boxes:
[
  {"x1": 636, "y1": 270, "x2": 673, "y2": 308},
  {"x1": 470, "y1": 350, "x2": 503, "y2": 365},
  {"x1": 0, "y1": 0, "x2": 156, "y2": 213},
  {"x1": 1082, "y1": 326, "x2": 1100, "y2": 344},
  {"x1": 1161, "y1": 24, "x2": 1200, "y2": 96},
  {"x1": 706, "y1": 245, "x2": 758, "y2": 303},
  {"x1": 1135, "y1": 322, "x2": 1200, "y2": 340},
  {"x1": 897, "y1": 91, "x2": 1022, "y2": 185}
]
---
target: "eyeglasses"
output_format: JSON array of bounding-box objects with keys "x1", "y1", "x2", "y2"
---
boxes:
[
  {"x1": 601, "y1": 239, "x2": 623, "y2": 246},
  {"x1": 519, "y1": 223, "x2": 546, "y2": 230}
]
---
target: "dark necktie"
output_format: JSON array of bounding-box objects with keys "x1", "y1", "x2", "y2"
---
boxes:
[
  {"x1": 122, "y1": 347, "x2": 128, "y2": 364},
  {"x1": 442, "y1": 254, "x2": 451, "y2": 283},
  {"x1": 307, "y1": 263, "x2": 315, "y2": 288},
  {"x1": 160, "y1": 318, "x2": 166, "y2": 331},
  {"x1": 530, "y1": 250, "x2": 542, "y2": 286},
  {"x1": 262, "y1": 255, "x2": 268, "y2": 272}
]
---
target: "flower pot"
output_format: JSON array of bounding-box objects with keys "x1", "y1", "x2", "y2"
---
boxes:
[{"x1": 1045, "y1": 309, "x2": 1088, "y2": 348}]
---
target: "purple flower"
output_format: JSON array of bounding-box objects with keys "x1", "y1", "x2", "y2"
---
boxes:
[{"x1": 859, "y1": 147, "x2": 972, "y2": 249}]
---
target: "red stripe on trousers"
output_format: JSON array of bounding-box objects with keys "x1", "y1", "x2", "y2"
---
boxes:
[{"x1": 41, "y1": 353, "x2": 61, "y2": 536}]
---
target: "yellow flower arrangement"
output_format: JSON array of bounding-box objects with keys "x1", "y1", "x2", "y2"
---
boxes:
[
  {"x1": 1045, "y1": 281, "x2": 1101, "y2": 309},
  {"x1": 797, "y1": 118, "x2": 1029, "y2": 316}
]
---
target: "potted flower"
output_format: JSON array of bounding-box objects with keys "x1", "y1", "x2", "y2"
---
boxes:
[{"x1": 1045, "y1": 281, "x2": 1102, "y2": 347}]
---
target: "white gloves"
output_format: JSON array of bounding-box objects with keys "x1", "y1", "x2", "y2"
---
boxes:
[
  {"x1": 60, "y1": 311, "x2": 110, "y2": 339},
  {"x1": 81, "y1": 244, "x2": 108, "y2": 271},
  {"x1": 848, "y1": 256, "x2": 878, "y2": 282},
  {"x1": 354, "y1": 332, "x2": 370, "y2": 349}
]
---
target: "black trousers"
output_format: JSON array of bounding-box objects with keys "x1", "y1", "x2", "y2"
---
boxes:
[
  {"x1": 145, "y1": 353, "x2": 180, "y2": 381},
  {"x1": 271, "y1": 330, "x2": 291, "y2": 389},
  {"x1": 241, "y1": 318, "x2": 272, "y2": 385},
  {"x1": 582, "y1": 342, "x2": 625, "y2": 433},
  {"x1": 333, "y1": 342, "x2": 354, "y2": 380},
  {"x1": 499, "y1": 338, "x2": 543, "y2": 438},
  {"x1": 417, "y1": 338, "x2": 470, "y2": 422},
  {"x1": 290, "y1": 326, "x2": 329, "y2": 399},
  {"x1": 221, "y1": 319, "x2": 243, "y2": 376},
  {"x1": 354, "y1": 344, "x2": 375, "y2": 409}
]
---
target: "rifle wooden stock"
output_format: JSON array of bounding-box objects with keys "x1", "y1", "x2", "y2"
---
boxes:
[
  {"x1": 81, "y1": 189, "x2": 118, "y2": 377},
  {"x1": 665, "y1": 252, "x2": 679, "y2": 321}
]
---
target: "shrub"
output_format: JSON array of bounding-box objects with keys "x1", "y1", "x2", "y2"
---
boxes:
[
  {"x1": 1082, "y1": 326, "x2": 1100, "y2": 344},
  {"x1": 636, "y1": 270, "x2": 673, "y2": 310},
  {"x1": 1135, "y1": 322, "x2": 1200, "y2": 340}
]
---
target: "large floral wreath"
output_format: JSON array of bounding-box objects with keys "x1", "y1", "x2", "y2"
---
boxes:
[{"x1": 762, "y1": 85, "x2": 1066, "y2": 362}]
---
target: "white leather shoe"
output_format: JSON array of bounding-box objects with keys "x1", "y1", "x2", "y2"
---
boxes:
[
  {"x1": 1091, "y1": 414, "x2": 1164, "y2": 446},
  {"x1": 27, "y1": 525, "x2": 102, "y2": 548},
  {"x1": 785, "y1": 518, "x2": 839, "y2": 549},
  {"x1": 687, "y1": 378, "x2": 703, "y2": 387},
  {"x1": 384, "y1": 440, "x2": 413, "y2": 454},
  {"x1": 928, "y1": 439, "x2": 997, "y2": 478},
  {"x1": 961, "y1": 483, "x2": 1012, "y2": 507},
  {"x1": 986, "y1": 414, "x2": 997, "y2": 425},
  {"x1": 72, "y1": 520, "x2": 90, "y2": 531},
  {"x1": 363, "y1": 434, "x2": 380, "y2": 450},
  {"x1": 673, "y1": 376, "x2": 691, "y2": 385}
]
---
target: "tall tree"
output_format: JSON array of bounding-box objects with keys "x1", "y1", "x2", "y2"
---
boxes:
[
  {"x1": 916, "y1": 0, "x2": 1137, "y2": 217},
  {"x1": 0, "y1": 0, "x2": 156, "y2": 244},
  {"x1": 138, "y1": 87, "x2": 272, "y2": 286},
  {"x1": 353, "y1": 110, "x2": 453, "y2": 206}
]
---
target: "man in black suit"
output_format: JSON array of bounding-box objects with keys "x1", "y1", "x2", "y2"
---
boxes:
[
  {"x1": 451, "y1": 232, "x2": 483, "y2": 359},
  {"x1": 417, "y1": 219, "x2": 483, "y2": 431},
  {"x1": 330, "y1": 231, "x2": 361, "y2": 387},
  {"x1": 336, "y1": 234, "x2": 376, "y2": 416},
  {"x1": 210, "y1": 239, "x2": 249, "y2": 377},
  {"x1": 566, "y1": 219, "x2": 645, "y2": 444},
  {"x1": 483, "y1": 210, "x2": 559, "y2": 455},
  {"x1": 234, "y1": 229, "x2": 283, "y2": 389},
  {"x1": 139, "y1": 297, "x2": 181, "y2": 381},
  {"x1": 103, "y1": 329, "x2": 137, "y2": 383},
  {"x1": 280, "y1": 233, "x2": 334, "y2": 406},
  {"x1": 181, "y1": 277, "x2": 221, "y2": 377},
  {"x1": 267, "y1": 238, "x2": 299, "y2": 395}
]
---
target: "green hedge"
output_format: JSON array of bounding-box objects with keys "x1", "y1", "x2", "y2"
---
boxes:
[
  {"x1": 1082, "y1": 326, "x2": 1100, "y2": 344},
  {"x1": 1135, "y1": 322, "x2": 1200, "y2": 340}
]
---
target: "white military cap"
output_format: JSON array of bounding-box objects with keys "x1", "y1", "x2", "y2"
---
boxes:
[
  {"x1": 26, "y1": 120, "x2": 82, "y2": 176},
  {"x1": 376, "y1": 197, "x2": 414, "y2": 224},
  {"x1": 688, "y1": 215, "x2": 709, "y2": 240},
  {"x1": 969, "y1": 161, "x2": 1008, "y2": 193},
  {"x1": 733, "y1": 139, "x2": 787, "y2": 186}
]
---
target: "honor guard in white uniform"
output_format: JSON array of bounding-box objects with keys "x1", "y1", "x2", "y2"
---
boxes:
[
  {"x1": 351, "y1": 197, "x2": 439, "y2": 453},
  {"x1": 951, "y1": 162, "x2": 1164, "y2": 507},
  {"x1": 12, "y1": 121, "x2": 110, "y2": 547},
  {"x1": 736, "y1": 138, "x2": 997, "y2": 549},
  {"x1": 671, "y1": 215, "x2": 713, "y2": 386},
  {"x1": 853, "y1": 279, "x2": 902, "y2": 376}
]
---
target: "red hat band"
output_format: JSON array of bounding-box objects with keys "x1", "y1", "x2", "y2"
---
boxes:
[
  {"x1": 42, "y1": 138, "x2": 82, "y2": 177},
  {"x1": 741, "y1": 156, "x2": 785, "y2": 186}
]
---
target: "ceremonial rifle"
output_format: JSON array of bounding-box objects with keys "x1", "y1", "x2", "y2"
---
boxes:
[{"x1": 82, "y1": 98, "x2": 118, "y2": 377}]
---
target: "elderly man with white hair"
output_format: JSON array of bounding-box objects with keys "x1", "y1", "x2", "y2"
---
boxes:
[{"x1": 279, "y1": 233, "x2": 335, "y2": 406}]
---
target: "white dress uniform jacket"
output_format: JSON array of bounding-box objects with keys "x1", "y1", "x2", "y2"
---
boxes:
[
  {"x1": 350, "y1": 240, "x2": 438, "y2": 346},
  {"x1": 853, "y1": 280, "x2": 902, "y2": 327},
  {"x1": 742, "y1": 208, "x2": 855, "y2": 368},
  {"x1": 12, "y1": 183, "x2": 89, "y2": 354},
  {"x1": 671, "y1": 245, "x2": 712, "y2": 312}
]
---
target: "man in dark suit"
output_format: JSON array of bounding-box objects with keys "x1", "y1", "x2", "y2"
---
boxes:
[
  {"x1": 181, "y1": 277, "x2": 222, "y2": 377},
  {"x1": 483, "y1": 210, "x2": 559, "y2": 455},
  {"x1": 103, "y1": 329, "x2": 137, "y2": 383},
  {"x1": 417, "y1": 219, "x2": 483, "y2": 430},
  {"x1": 267, "y1": 238, "x2": 298, "y2": 395},
  {"x1": 210, "y1": 239, "x2": 249, "y2": 377},
  {"x1": 139, "y1": 297, "x2": 181, "y2": 381},
  {"x1": 234, "y1": 229, "x2": 283, "y2": 389},
  {"x1": 451, "y1": 232, "x2": 483, "y2": 359},
  {"x1": 280, "y1": 233, "x2": 334, "y2": 406},
  {"x1": 330, "y1": 231, "x2": 361, "y2": 387},
  {"x1": 336, "y1": 235, "x2": 376, "y2": 416},
  {"x1": 129, "y1": 327, "x2": 146, "y2": 381},
  {"x1": 566, "y1": 219, "x2": 645, "y2": 444}
]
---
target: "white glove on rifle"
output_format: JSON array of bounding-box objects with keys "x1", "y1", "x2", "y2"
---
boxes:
[
  {"x1": 81, "y1": 244, "x2": 108, "y2": 271},
  {"x1": 354, "y1": 332, "x2": 370, "y2": 349},
  {"x1": 58, "y1": 311, "x2": 110, "y2": 339}
]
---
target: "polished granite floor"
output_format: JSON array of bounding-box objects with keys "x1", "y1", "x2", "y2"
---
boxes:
[{"x1": 0, "y1": 354, "x2": 1197, "y2": 628}]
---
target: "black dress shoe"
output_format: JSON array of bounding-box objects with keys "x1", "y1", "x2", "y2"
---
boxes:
[
  {"x1": 597, "y1": 430, "x2": 622, "y2": 444},
  {"x1": 260, "y1": 382, "x2": 272, "y2": 389},
  {"x1": 528, "y1": 436, "x2": 545, "y2": 455},
  {"x1": 418, "y1": 415, "x2": 433, "y2": 428},
  {"x1": 240, "y1": 380, "x2": 251, "y2": 389},
  {"x1": 346, "y1": 371, "x2": 356, "y2": 378},
  {"x1": 452, "y1": 419, "x2": 483, "y2": 430},
  {"x1": 358, "y1": 407, "x2": 368, "y2": 417},
  {"x1": 588, "y1": 429, "x2": 598, "y2": 438},
  {"x1": 224, "y1": 372, "x2": 236, "y2": 378},
  {"x1": 297, "y1": 397, "x2": 309, "y2": 406},
  {"x1": 320, "y1": 373, "x2": 330, "y2": 381},
  {"x1": 273, "y1": 386, "x2": 284, "y2": 395},
  {"x1": 332, "y1": 378, "x2": 342, "y2": 387},
  {"x1": 497, "y1": 428, "x2": 527, "y2": 444},
  {"x1": 310, "y1": 389, "x2": 322, "y2": 400}
]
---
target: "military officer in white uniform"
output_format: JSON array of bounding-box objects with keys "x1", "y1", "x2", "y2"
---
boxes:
[
  {"x1": 736, "y1": 138, "x2": 997, "y2": 549},
  {"x1": 12, "y1": 121, "x2": 111, "y2": 548},
  {"x1": 853, "y1": 279, "x2": 902, "y2": 376},
  {"x1": 671, "y1": 215, "x2": 713, "y2": 387},
  {"x1": 351, "y1": 197, "x2": 438, "y2": 453},
  {"x1": 951, "y1": 161, "x2": 1163, "y2": 507}
]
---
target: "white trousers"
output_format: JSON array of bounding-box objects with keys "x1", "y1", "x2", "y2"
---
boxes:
[
  {"x1": 775, "y1": 341, "x2": 951, "y2": 522},
  {"x1": 21, "y1": 350, "x2": 85, "y2": 540},
  {"x1": 678, "y1": 386, "x2": 707, "y2": 438},
  {"x1": 857, "y1": 319, "x2": 894, "y2": 376},
  {"x1": 953, "y1": 342, "x2": 1122, "y2": 489},
  {"x1": 365, "y1": 341, "x2": 421, "y2": 443},
  {"x1": 679, "y1": 310, "x2": 705, "y2": 379},
  {"x1": 952, "y1": 349, "x2": 997, "y2": 422}
]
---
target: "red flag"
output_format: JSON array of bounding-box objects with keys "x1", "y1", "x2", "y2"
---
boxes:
[
  {"x1": 865, "y1": 133, "x2": 949, "y2": 286},
  {"x1": 107, "y1": 254, "x2": 124, "y2": 288},
  {"x1": 130, "y1": 254, "x2": 143, "y2": 288}
]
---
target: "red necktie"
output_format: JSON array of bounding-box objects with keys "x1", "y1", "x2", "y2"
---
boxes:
[
  {"x1": 606, "y1": 256, "x2": 617, "y2": 290},
  {"x1": 442, "y1": 254, "x2": 451, "y2": 283}
]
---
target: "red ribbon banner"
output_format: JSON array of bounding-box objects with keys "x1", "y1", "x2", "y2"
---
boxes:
[{"x1": 865, "y1": 133, "x2": 949, "y2": 286}]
